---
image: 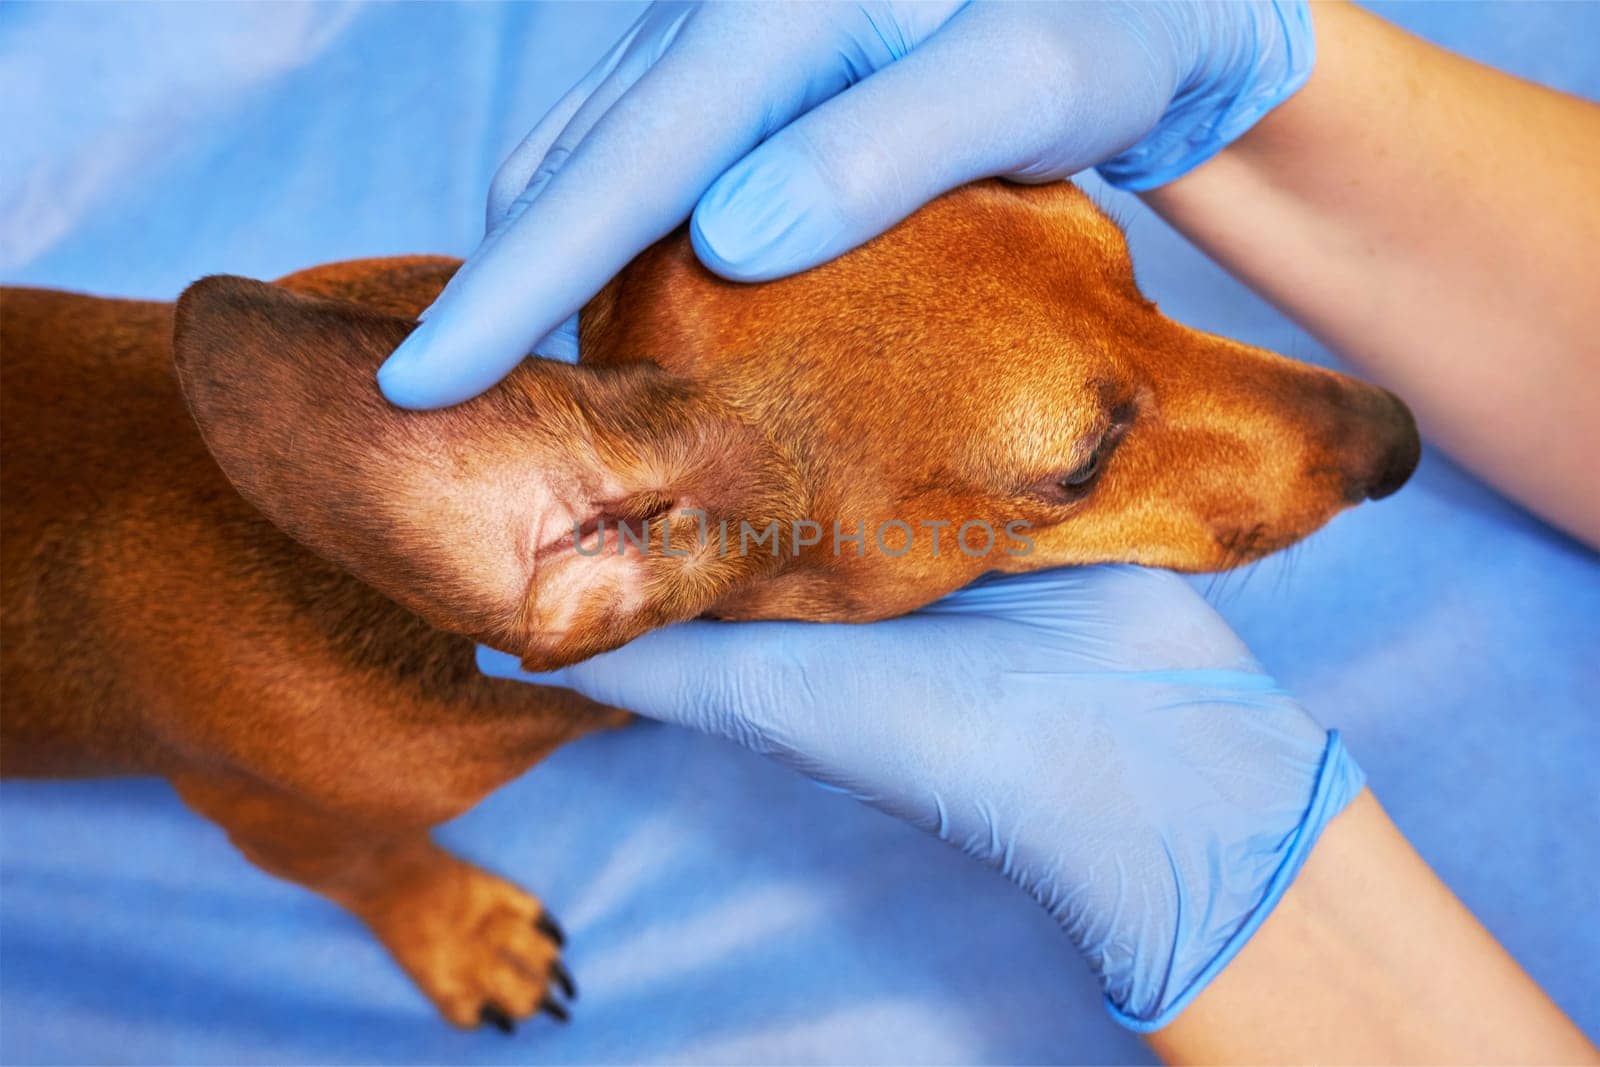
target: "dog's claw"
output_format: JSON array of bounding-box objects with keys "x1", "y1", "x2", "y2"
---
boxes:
[
  {"x1": 479, "y1": 1003, "x2": 515, "y2": 1034},
  {"x1": 550, "y1": 959, "x2": 577, "y2": 1001},
  {"x1": 534, "y1": 911, "x2": 567, "y2": 948},
  {"x1": 539, "y1": 994, "x2": 571, "y2": 1024}
]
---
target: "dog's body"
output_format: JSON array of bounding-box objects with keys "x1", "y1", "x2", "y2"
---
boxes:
[
  {"x1": 0, "y1": 181, "x2": 1418, "y2": 1030},
  {"x1": 3, "y1": 259, "x2": 608, "y2": 1026}
]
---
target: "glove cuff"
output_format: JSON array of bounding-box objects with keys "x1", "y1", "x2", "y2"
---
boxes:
[
  {"x1": 1096, "y1": 0, "x2": 1315, "y2": 192},
  {"x1": 1103, "y1": 729, "x2": 1366, "y2": 1033}
]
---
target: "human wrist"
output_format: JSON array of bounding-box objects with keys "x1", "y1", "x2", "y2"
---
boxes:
[{"x1": 1095, "y1": 729, "x2": 1366, "y2": 1031}]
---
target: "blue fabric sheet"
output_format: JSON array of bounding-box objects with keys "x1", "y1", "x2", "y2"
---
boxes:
[{"x1": 2, "y1": 3, "x2": 1596, "y2": 1063}]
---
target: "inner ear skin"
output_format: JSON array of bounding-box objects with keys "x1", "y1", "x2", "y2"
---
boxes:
[
  {"x1": 174, "y1": 275, "x2": 805, "y2": 667},
  {"x1": 509, "y1": 416, "x2": 806, "y2": 671}
]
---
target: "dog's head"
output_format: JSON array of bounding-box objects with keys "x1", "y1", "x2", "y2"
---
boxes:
[{"x1": 175, "y1": 181, "x2": 1417, "y2": 669}]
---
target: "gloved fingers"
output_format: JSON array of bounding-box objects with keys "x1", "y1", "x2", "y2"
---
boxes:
[
  {"x1": 689, "y1": 6, "x2": 1031, "y2": 282},
  {"x1": 485, "y1": 5, "x2": 692, "y2": 234},
  {"x1": 476, "y1": 630, "x2": 951, "y2": 835},
  {"x1": 688, "y1": 3, "x2": 1163, "y2": 281},
  {"x1": 376, "y1": 19, "x2": 851, "y2": 404},
  {"x1": 483, "y1": 10, "x2": 657, "y2": 232},
  {"x1": 474, "y1": 569, "x2": 1258, "y2": 709},
  {"x1": 483, "y1": 15, "x2": 664, "y2": 364},
  {"x1": 377, "y1": 2, "x2": 975, "y2": 409},
  {"x1": 475, "y1": 622, "x2": 822, "y2": 747},
  {"x1": 533, "y1": 313, "x2": 581, "y2": 364},
  {"x1": 473, "y1": 617, "x2": 992, "y2": 805},
  {"x1": 913, "y1": 566, "x2": 1267, "y2": 675}
]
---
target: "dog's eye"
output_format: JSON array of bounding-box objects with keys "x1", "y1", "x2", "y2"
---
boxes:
[
  {"x1": 1029, "y1": 407, "x2": 1133, "y2": 505},
  {"x1": 1026, "y1": 441, "x2": 1110, "y2": 505},
  {"x1": 1060, "y1": 449, "x2": 1103, "y2": 488}
]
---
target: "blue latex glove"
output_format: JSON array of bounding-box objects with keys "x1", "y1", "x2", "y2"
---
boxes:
[
  {"x1": 378, "y1": 1, "x2": 1314, "y2": 408},
  {"x1": 478, "y1": 566, "x2": 1364, "y2": 1031}
]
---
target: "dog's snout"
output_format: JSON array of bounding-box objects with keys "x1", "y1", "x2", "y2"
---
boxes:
[{"x1": 1350, "y1": 388, "x2": 1421, "y2": 501}]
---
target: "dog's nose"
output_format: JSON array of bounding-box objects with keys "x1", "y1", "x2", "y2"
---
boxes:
[
  {"x1": 1363, "y1": 438, "x2": 1419, "y2": 500},
  {"x1": 1354, "y1": 389, "x2": 1421, "y2": 501}
]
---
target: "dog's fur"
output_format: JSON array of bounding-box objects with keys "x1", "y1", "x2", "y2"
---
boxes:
[{"x1": 0, "y1": 180, "x2": 1418, "y2": 1029}]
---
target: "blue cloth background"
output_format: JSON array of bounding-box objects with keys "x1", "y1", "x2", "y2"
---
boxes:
[{"x1": 2, "y1": 3, "x2": 1596, "y2": 1063}]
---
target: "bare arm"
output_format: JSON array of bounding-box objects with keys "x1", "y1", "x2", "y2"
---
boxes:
[
  {"x1": 1145, "y1": 15, "x2": 1599, "y2": 1052},
  {"x1": 1149, "y1": 791, "x2": 1597, "y2": 1064},
  {"x1": 1144, "y1": 0, "x2": 1600, "y2": 547}
]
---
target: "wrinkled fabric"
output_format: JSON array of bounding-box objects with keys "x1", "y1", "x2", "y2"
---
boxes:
[{"x1": 1, "y1": 3, "x2": 1597, "y2": 1063}]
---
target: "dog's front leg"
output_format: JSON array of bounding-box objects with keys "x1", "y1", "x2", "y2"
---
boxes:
[{"x1": 169, "y1": 770, "x2": 573, "y2": 1030}]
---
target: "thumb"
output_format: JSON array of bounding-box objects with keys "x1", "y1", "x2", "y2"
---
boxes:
[
  {"x1": 689, "y1": 9, "x2": 1035, "y2": 283},
  {"x1": 690, "y1": 2, "x2": 1185, "y2": 283}
]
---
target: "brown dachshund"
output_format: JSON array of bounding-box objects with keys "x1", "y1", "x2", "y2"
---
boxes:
[{"x1": 0, "y1": 180, "x2": 1418, "y2": 1032}]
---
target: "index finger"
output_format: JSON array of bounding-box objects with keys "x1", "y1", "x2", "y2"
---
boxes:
[{"x1": 376, "y1": 3, "x2": 960, "y2": 409}]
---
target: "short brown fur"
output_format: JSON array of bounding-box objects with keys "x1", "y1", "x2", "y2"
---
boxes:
[{"x1": 0, "y1": 180, "x2": 1417, "y2": 1029}]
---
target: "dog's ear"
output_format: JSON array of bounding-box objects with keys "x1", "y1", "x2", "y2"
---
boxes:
[{"x1": 172, "y1": 275, "x2": 783, "y2": 658}]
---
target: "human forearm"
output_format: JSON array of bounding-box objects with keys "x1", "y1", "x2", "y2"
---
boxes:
[
  {"x1": 1149, "y1": 790, "x2": 1597, "y2": 1065},
  {"x1": 1144, "y1": 1, "x2": 1600, "y2": 547}
]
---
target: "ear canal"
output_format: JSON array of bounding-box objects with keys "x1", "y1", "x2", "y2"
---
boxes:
[{"x1": 174, "y1": 274, "x2": 641, "y2": 649}]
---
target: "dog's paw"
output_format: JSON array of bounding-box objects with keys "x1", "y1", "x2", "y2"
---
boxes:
[{"x1": 356, "y1": 852, "x2": 575, "y2": 1032}]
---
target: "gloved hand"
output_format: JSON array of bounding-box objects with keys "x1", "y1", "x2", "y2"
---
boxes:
[
  {"x1": 477, "y1": 565, "x2": 1364, "y2": 1031},
  {"x1": 378, "y1": 1, "x2": 1314, "y2": 408}
]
